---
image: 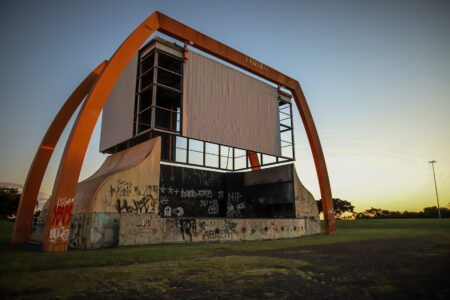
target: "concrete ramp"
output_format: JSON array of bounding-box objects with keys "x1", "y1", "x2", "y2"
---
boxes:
[
  {"x1": 293, "y1": 168, "x2": 321, "y2": 234},
  {"x1": 73, "y1": 137, "x2": 161, "y2": 214}
]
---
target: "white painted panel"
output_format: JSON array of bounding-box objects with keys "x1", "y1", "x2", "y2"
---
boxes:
[
  {"x1": 100, "y1": 55, "x2": 138, "y2": 152},
  {"x1": 184, "y1": 51, "x2": 281, "y2": 156}
]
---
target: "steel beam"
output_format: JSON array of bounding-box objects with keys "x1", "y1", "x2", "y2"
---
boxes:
[{"x1": 247, "y1": 151, "x2": 261, "y2": 171}]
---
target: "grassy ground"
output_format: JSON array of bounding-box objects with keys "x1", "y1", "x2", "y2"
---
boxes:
[{"x1": 0, "y1": 219, "x2": 449, "y2": 299}]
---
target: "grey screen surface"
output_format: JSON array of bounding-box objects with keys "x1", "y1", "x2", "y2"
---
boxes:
[
  {"x1": 183, "y1": 51, "x2": 281, "y2": 156},
  {"x1": 100, "y1": 54, "x2": 138, "y2": 152}
]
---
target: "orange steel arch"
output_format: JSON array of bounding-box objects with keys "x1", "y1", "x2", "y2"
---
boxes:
[
  {"x1": 12, "y1": 61, "x2": 107, "y2": 244},
  {"x1": 37, "y1": 11, "x2": 334, "y2": 252}
]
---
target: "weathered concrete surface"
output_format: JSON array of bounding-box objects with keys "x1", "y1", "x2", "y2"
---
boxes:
[
  {"x1": 69, "y1": 213, "x2": 120, "y2": 249},
  {"x1": 67, "y1": 137, "x2": 161, "y2": 249},
  {"x1": 119, "y1": 215, "x2": 307, "y2": 246},
  {"x1": 73, "y1": 137, "x2": 161, "y2": 214},
  {"x1": 119, "y1": 213, "x2": 163, "y2": 246},
  {"x1": 294, "y1": 169, "x2": 321, "y2": 235}
]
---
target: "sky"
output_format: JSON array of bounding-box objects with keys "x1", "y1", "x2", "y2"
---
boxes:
[{"x1": 0, "y1": 0, "x2": 449, "y2": 212}]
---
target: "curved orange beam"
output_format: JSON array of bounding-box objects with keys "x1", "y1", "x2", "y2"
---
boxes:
[
  {"x1": 291, "y1": 83, "x2": 336, "y2": 233},
  {"x1": 12, "y1": 61, "x2": 107, "y2": 244},
  {"x1": 41, "y1": 11, "x2": 334, "y2": 252}
]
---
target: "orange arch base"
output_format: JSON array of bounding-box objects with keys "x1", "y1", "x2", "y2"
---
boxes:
[{"x1": 14, "y1": 11, "x2": 334, "y2": 252}]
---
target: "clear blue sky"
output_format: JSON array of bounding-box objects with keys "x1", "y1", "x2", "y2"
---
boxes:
[{"x1": 0, "y1": 0, "x2": 449, "y2": 211}]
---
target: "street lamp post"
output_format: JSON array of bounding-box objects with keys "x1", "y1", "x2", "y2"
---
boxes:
[{"x1": 428, "y1": 160, "x2": 441, "y2": 219}]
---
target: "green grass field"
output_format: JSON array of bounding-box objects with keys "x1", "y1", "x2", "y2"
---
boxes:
[{"x1": 1, "y1": 219, "x2": 449, "y2": 299}]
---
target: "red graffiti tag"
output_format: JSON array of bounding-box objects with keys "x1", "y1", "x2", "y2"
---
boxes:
[{"x1": 50, "y1": 197, "x2": 74, "y2": 227}]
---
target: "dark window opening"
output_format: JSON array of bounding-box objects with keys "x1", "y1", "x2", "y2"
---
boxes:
[
  {"x1": 157, "y1": 68, "x2": 182, "y2": 90},
  {"x1": 137, "y1": 88, "x2": 153, "y2": 113},
  {"x1": 158, "y1": 51, "x2": 183, "y2": 74},
  {"x1": 140, "y1": 51, "x2": 155, "y2": 75},
  {"x1": 134, "y1": 47, "x2": 183, "y2": 136}
]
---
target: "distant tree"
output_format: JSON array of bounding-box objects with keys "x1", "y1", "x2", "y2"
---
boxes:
[
  {"x1": 355, "y1": 206, "x2": 450, "y2": 219},
  {"x1": 356, "y1": 207, "x2": 396, "y2": 219},
  {"x1": 0, "y1": 187, "x2": 20, "y2": 219},
  {"x1": 316, "y1": 198, "x2": 355, "y2": 219},
  {"x1": 422, "y1": 206, "x2": 450, "y2": 218}
]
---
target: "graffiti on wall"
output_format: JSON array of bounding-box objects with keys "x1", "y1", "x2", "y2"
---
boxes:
[
  {"x1": 176, "y1": 219, "x2": 196, "y2": 241},
  {"x1": 48, "y1": 197, "x2": 74, "y2": 251},
  {"x1": 226, "y1": 192, "x2": 245, "y2": 218},
  {"x1": 199, "y1": 220, "x2": 238, "y2": 240},
  {"x1": 160, "y1": 165, "x2": 225, "y2": 217},
  {"x1": 69, "y1": 213, "x2": 120, "y2": 249},
  {"x1": 159, "y1": 164, "x2": 296, "y2": 219},
  {"x1": 111, "y1": 179, "x2": 159, "y2": 213},
  {"x1": 69, "y1": 214, "x2": 86, "y2": 249},
  {"x1": 160, "y1": 185, "x2": 223, "y2": 217}
]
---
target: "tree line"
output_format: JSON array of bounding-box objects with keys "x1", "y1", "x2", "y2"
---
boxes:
[{"x1": 316, "y1": 198, "x2": 449, "y2": 219}]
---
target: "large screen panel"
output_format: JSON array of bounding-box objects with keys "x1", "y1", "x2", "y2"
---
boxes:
[
  {"x1": 183, "y1": 51, "x2": 281, "y2": 156},
  {"x1": 100, "y1": 54, "x2": 138, "y2": 152}
]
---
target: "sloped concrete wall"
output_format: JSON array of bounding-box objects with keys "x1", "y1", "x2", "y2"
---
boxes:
[
  {"x1": 68, "y1": 137, "x2": 161, "y2": 249},
  {"x1": 293, "y1": 169, "x2": 321, "y2": 235},
  {"x1": 73, "y1": 137, "x2": 161, "y2": 214}
]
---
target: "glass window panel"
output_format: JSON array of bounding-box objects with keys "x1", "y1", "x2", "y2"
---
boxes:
[
  {"x1": 175, "y1": 148, "x2": 187, "y2": 163},
  {"x1": 205, "y1": 154, "x2": 219, "y2": 168},
  {"x1": 221, "y1": 156, "x2": 233, "y2": 170},
  {"x1": 188, "y1": 150, "x2": 203, "y2": 165},
  {"x1": 189, "y1": 139, "x2": 203, "y2": 152},
  {"x1": 205, "y1": 143, "x2": 218, "y2": 155},
  {"x1": 176, "y1": 136, "x2": 187, "y2": 150},
  {"x1": 261, "y1": 154, "x2": 276, "y2": 165},
  {"x1": 234, "y1": 156, "x2": 246, "y2": 170}
]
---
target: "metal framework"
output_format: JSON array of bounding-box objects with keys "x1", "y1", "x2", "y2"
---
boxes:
[{"x1": 12, "y1": 11, "x2": 335, "y2": 252}]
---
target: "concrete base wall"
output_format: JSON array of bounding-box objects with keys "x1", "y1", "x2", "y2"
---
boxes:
[
  {"x1": 68, "y1": 213, "x2": 312, "y2": 249},
  {"x1": 119, "y1": 215, "x2": 307, "y2": 246},
  {"x1": 69, "y1": 213, "x2": 120, "y2": 249}
]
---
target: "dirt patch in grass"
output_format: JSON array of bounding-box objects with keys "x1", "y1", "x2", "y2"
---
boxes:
[{"x1": 241, "y1": 237, "x2": 450, "y2": 299}]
